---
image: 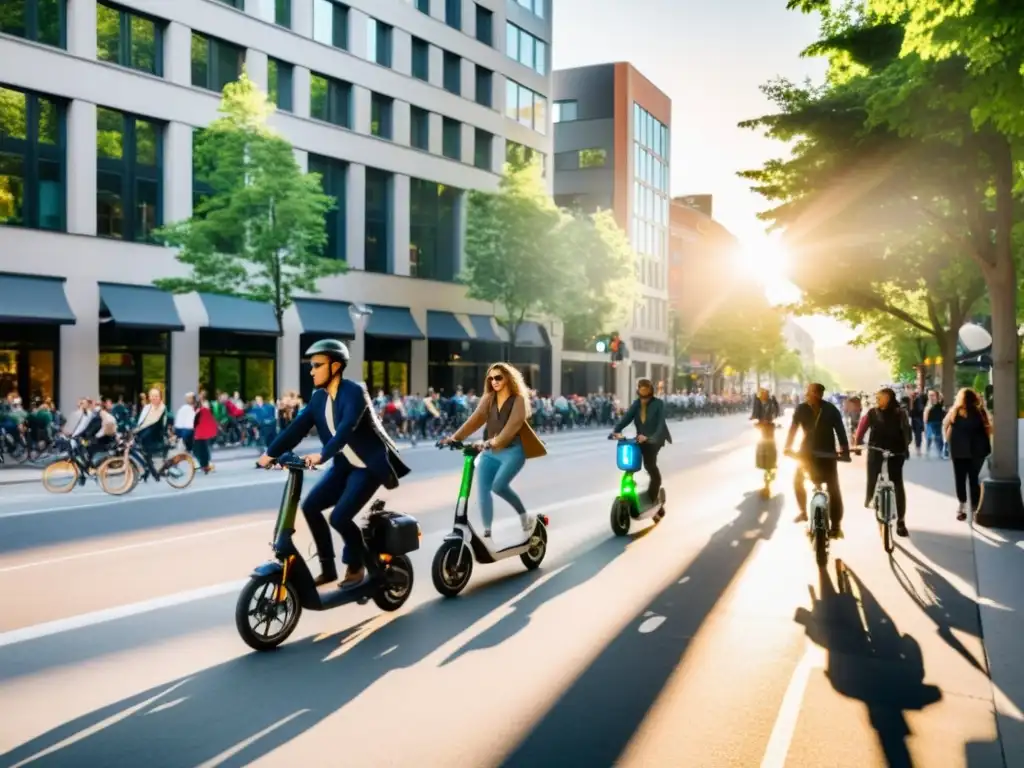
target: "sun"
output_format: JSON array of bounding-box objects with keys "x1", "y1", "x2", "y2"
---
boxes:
[{"x1": 734, "y1": 232, "x2": 803, "y2": 306}]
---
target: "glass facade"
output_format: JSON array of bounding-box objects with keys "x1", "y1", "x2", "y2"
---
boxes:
[
  {"x1": 553, "y1": 100, "x2": 577, "y2": 123},
  {"x1": 475, "y1": 66, "x2": 492, "y2": 107},
  {"x1": 475, "y1": 4, "x2": 493, "y2": 46},
  {"x1": 0, "y1": 85, "x2": 65, "y2": 231},
  {"x1": 310, "y1": 72, "x2": 351, "y2": 127},
  {"x1": 96, "y1": 107, "x2": 162, "y2": 242},
  {"x1": 0, "y1": 0, "x2": 64, "y2": 48},
  {"x1": 513, "y1": 0, "x2": 544, "y2": 21},
  {"x1": 365, "y1": 167, "x2": 391, "y2": 274},
  {"x1": 96, "y1": 3, "x2": 162, "y2": 76},
  {"x1": 504, "y1": 78, "x2": 546, "y2": 134},
  {"x1": 409, "y1": 179, "x2": 459, "y2": 282},
  {"x1": 267, "y1": 57, "x2": 293, "y2": 112},
  {"x1": 411, "y1": 37, "x2": 429, "y2": 81},
  {"x1": 505, "y1": 22, "x2": 546, "y2": 75},
  {"x1": 443, "y1": 51, "x2": 461, "y2": 95},
  {"x1": 474, "y1": 129, "x2": 492, "y2": 170},
  {"x1": 445, "y1": 0, "x2": 461, "y2": 30},
  {"x1": 312, "y1": 0, "x2": 347, "y2": 49},
  {"x1": 308, "y1": 154, "x2": 346, "y2": 261},
  {"x1": 190, "y1": 32, "x2": 243, "y2": 92},
  {"x1": 366, "y1": 18, "x2": 392, "y2": 68},
  {"x1": 632, "y1": 102, "x2": 670, "y2": 333}
]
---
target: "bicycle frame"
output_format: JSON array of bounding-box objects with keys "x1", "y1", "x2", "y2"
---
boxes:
[{"x1": 869, "y1": 447, "x2": 897, "y2": 525}]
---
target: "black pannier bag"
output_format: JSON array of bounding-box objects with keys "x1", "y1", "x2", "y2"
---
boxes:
[{"x1": 368, "y1": 511, "x2": 420, "y2": 555}]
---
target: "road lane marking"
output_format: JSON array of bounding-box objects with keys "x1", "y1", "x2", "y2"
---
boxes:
[
  {"x1": 194, "y1": 709, "x2": 311, "y2": 768},
  {"x1": 760, "y1": 641, "x2": 826, "y2": 768},
  {"x1": 0, "y1": 581, "x2": 246, "y2": 649}
]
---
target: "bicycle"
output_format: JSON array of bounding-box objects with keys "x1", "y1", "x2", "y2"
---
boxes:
[
  {"x1": 755, "y1": 422, "x2": 780, "y2": 498},
  {"x1": 855, "y1": 445, "x2": 901, "y2": 554},
  {"x1": 97, "y1": 435, "x2": 196, "y2": 495},
  {"x1": 40, "y1": 435, "x2": 104, "y2": 493},
  {"x1": 786, "y1": 449, "x2": 852, "y2": 568}
]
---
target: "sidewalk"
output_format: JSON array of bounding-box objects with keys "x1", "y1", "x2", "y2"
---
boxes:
[{"x1": 901, "y1": 455, "x2": 1024, "y2": 767}]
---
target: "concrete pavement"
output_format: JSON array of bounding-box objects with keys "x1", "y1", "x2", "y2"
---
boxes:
[{"x1": 0, "y1": 415, "x2": 1021, "y2": 766}]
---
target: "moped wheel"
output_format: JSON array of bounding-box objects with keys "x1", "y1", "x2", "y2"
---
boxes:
[
  {"x1": 432, "y1": 539, "x2": 473, "y2": 597},
  {"x1": 42, "y1": 459, "x2": 79, "y2": 493},
  {"x1": 610, "y1": 498, "x2": 631, "y2": 537},
  {"x1": 520, "y1": 522, "x2": 548, "y2": 570},
  {"x1": 235, "y1": 574, "x2": 302, "y2": 651},
  {"x1": 373, "y1": 554, "x2": 415, "y2": 612}
]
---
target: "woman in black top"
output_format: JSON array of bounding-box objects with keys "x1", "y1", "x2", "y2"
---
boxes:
[
  {"x1": 943, "y1": 388, "x2": 992, "y2": 521},
  {"x1": 854, "y1": 388, "x2": 912, "y2": 536}
]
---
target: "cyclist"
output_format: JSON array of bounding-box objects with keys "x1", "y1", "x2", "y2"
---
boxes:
[
  {"x1": 784, "y1": 382, "x2": 850, "y2": 536},
  {"x1": 854, "y1": 387, "x2": 912, "y2": 537},
  {"x1": 751, "y1": 387, "x2": 780, "y2": 474},
  {"x1": 611, "y1": 377, "x2": 672, "y2": 503},
  {"x1": 258, "y1": 340, "x2": 410, "y2": 588}
]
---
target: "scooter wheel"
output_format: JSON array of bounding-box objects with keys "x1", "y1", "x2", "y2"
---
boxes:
[
  {"x1": 432, "y1": 539, "x2": 473, "y2": 597},
  {"x1": 610, "y1": 498, "x2": 631, "y2": 537},
  {"x1": 235, "y1": 574, "x2": 302, "y2": 652},
  {"x1": 373, "y1": 554, "x2": 415, "y2": 612},
  {"x1": 520, "y1": 521, "x2": 547, "y2": 570}
]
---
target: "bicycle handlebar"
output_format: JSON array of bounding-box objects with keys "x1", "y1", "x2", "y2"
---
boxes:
[
  {"x1": 785, "y1": 448, "x2": 852, "y2": 463},
  {"x1": 853, "y1": 445, "x2": 905, "y2": 458}
]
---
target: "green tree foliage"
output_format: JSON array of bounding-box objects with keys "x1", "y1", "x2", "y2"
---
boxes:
[{"x1": 154, "y1": 75, "x2": 342, "y2": 331}]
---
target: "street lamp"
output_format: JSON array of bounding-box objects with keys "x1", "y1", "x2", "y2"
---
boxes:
[{"x1": 348, "y1": 304, "x2": 372, "y2": 383}]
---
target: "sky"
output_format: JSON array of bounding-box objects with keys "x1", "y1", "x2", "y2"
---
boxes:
[{"x1": 551, "y1": 0, "x2": 872, "y2": 362}]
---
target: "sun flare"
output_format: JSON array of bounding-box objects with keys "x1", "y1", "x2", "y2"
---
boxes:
[{"x1": 735, "y1": 233, "x2": 803, "y2": 307}]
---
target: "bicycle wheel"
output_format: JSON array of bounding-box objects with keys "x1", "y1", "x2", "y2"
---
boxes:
[
  {"x1": 881, "y1": 492, "x2": 895, "y2": 554},
  {"x1": 97, "y1": 455, "x2": 137, "y2": 496},
  {"x1": 42, "y1": 459, "x2": 80, "y2": 493},
  {"x1": 163, "y1": 452, "x2": 196, "y2": 489}
]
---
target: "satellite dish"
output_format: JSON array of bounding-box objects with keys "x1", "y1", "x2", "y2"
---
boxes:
[{"x1": 958, "y1": 323, "x2": 992, "y2": 354}]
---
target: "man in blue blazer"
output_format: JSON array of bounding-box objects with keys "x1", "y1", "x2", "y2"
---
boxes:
[
  {"x1": 258, "y1": 339, "x2": 410, "y2": 588},
  {"x1": 611, "y1": 378, "x2": 672, "y2": 501}
]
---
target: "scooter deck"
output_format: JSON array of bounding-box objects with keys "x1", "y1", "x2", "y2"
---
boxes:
[{"x1": 312, "y1": 578, "x2": 377, "y2": 610}]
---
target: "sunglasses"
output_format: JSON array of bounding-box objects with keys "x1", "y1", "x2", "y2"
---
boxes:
[
  {"x1": 310, "y1": 361, "x2": 329, "y2": 370},
  {"x1": 487, "y1": 374, "x2": 505, "y2": 383}
]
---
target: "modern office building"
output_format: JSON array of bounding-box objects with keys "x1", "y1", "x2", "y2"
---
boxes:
[
  {"x1": 0, "y1": 0, "x2": 556, "y2": 410},
  {"x1": 551, "y1": 62, "x2": 672, "y2": 398}
]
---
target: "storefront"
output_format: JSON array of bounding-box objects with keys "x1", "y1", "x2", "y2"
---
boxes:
[
  {"x1": 294, "y1": 298, "x2": 355, "y2": 404},
  {"x1": 505, "y1": 321, "x2": 552, "y2": 394},
  {"x1": 198, "y1": 293, "x2": 278, "y2": 402},
  {"x1": 561, "y1": 361, "x2": 615, "y2": 397},
  {"x1": 97, "y1": 283, "x2": 183, "y2": 405},
  {"x1": 363, "y1": 305, "x2": 423, "y2": 396},
  {"x1": 0, "y1": 273, "x2": 74, "y2": 404},
  {"x1": 427, "y1": 313, "x2": 505, "y2": 394}
]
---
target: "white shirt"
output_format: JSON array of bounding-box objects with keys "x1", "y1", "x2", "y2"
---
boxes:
[
  {"x1": 325, "y1": 394, "x2": 366, "y2": 468},
  {"x1": 174, "y1": 404, "x2": 196, "y2": 430}
]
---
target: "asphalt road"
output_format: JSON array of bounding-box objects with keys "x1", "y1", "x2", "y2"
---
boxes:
[{"x1": 0, "y1": 413, "x2": 1009, "y2": 767}]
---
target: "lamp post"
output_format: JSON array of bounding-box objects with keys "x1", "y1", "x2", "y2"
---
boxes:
[{"x1": 347, "y1": 303, "x2": 372, "y2": 384}]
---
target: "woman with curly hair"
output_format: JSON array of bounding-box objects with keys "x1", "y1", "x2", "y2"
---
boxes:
[
  {"x1": 442, "y1": 362, "x2": 546, "y2": 540},
  {"x1": 943, "y1": 387, "x2": 992, "y2": 521}
]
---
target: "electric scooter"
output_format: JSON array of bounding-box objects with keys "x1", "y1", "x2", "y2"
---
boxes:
[
  {"x1": 430, "y1": 440, "x2": 550, "y2": 597},
  {"x1": 608, "y1": 435, "x2": 665, "y2": 536},
  {"x1": 235, "y1": 452, "x2": 420, "y2": 651}
]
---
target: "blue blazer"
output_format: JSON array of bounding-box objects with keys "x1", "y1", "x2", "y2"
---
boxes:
[
  {"x1": 614, "y1": 397, "x2": 672, "y2": 445},
  {"x1": 267, "y1": 381, "x2": 411, "y2": 489}
]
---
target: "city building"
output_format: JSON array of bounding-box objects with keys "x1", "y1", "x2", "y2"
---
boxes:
[
  {"x1": 782, "y1": 316, "x2": 814, "y2": 374},
  {"x1": 0, "y1": 0, "x2": 556, "y2": 411},
  {"x1": 668, "y1": 194, "x2": 738, "y2": 391},
  {"x1": 551, "y1": 62, "x2": 672, "y2": 398}
]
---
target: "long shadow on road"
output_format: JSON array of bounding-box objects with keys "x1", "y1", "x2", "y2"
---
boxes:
[
  {"x1": 0, "y1": 535, "x2": 636, "y2": 768},
  {"x1": 498, "y1": 489, "x2": 784, "y2": 767},
  {"x1": 797, "y1": 560, "x2": 942, "y2": 768}
]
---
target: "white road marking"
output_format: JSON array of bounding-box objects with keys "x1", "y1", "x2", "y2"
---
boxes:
[
  {"x1": 638, "y1": 615, "x2": 665, "y2": 634},
  {"x1": 760, "y1": 641, "x2": 826, "y2": 768},
  {"x1": 678, "y1": 576, "x2": 690, "y2": 585},
  {"x1": 194, "y1": 709, "x2": 311, "y2": 768}
]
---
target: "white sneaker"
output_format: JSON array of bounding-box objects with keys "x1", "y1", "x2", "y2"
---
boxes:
[{"x1": 520, "y1": 513, "x2": 536, "y2": 535}]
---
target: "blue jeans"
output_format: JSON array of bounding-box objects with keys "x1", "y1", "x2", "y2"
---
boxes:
[
  {"x1": 925, "y1": 422, "x2": 944, "y2": 456},
  {"x1": 477, "y1": 443, "x2": 527, "y2": 531}
]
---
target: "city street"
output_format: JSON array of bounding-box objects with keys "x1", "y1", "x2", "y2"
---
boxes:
[{"x1": 0, "y1": 413, "x2": 1019, "y2": 767}]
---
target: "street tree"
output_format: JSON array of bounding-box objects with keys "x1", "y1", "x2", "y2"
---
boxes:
[{"x1": 155, "y1": 74, "x2": 342, "y2": 334}]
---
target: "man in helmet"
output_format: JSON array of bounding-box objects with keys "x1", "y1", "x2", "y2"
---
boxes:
[
  {"x1": 258, "y1": 339, "x2": 410, "y2": 588},
  {"x1": 610, "y1": 377, "x2": 672, "y2": 502}
]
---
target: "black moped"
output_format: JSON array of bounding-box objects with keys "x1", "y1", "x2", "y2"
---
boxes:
[{"x1": 235, "y1": 452, "x2": 420, "y2": 651}]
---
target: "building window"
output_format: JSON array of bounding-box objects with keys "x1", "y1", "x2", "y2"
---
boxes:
[
  {"x1": 445, "y1": 0, "x2": 461, "y2": 30},
  {"x1": 414, "y1": 0, "x2": 429, "y2": 12},
  {"x1": 409, "y1": 179, "x2": 459, "y2": 282},
  {"x1": 96, "y1": 3, "x2": 161, "y2": 76},
  {"x1": 505, "y1": 22, "x2": 518, "y2": 61},
  {"x1": 309, "y1": 72, "x2": 351, "y2": 127},
  {"x1": 410, "y1": 106, "x2": 429, "y2": 150},
  {"x1": 252, "y1": 0, "x2": 290, "y2": 27},
  {"x1": 579, "y1": 148, "x2": 606, "y2": 168},
  {"x1": 370, "y1": 93, "x2": 393, "y2": 139},
  {"x1": 191, "y1": 128, "x2": 212, "y2": 213},
  {"x1": 267, "y1": 58, "x2": 293, "y2": 112},
  {"x1": 96, "y1": 107, "x2": 161, "y2": 242},
  {"x1": 535, "y1": 40, "x2": 546, "y2": 75},
  {"x1": 506, "y1": 141, "x2": 543, "y2": 174},
  {"x1": 476, "y1": 5, "x2": 493, "y2": 46},
  {"x1": 190, "y1": 32, "x2": 243, "y2": 92},
  {"x1": 443, "y1": 52, "x2": 461, "y2": 95},
  {"x1": 0, "y1": 0, "x2": 65, "y2": 48},
  {"x1": 214, "y1": 0, "x2": 243, "y2": 7},
  {"x1": 0, "y1": 85, "x2": 65, "y2": 231},
  {"x1": 313, "y1": 0, "x2": 347, "y2": 49},
  {"x1": 308, "y1": 153, "x2": 346, "y2": 261},
  {"x1": 505, "y1": 78, "x2": 545, "y2": 133},
  {"x1": 533, "y1": 92, "x2": 546, "y2": 134},
  {"x1": 411, "y1": 37, "x2": 429, "y2": 81},
  {"x1": 367, "y1": 18, "x2": 392, "y2": 68},
  {"x1": 474, "y1": 66, "x2": 492, "y2": 108},
  {"x1": 474, "y1": 129, "x2": 492, "y2": 171},
  {"x1": 365, "y1": 168, "x2": 391, "y2": 274},
  {"x1": 505, "y1": 22, "x2": 545, "y2": 74},
  {"x1": 442, "y1": 118, "x2": 461, "y2": 161},
  {"x1": 517, "y1": 83, "x2": 531, "y2": 127},
  {"x1": 553, "y1": 100, "x2": 577, "y2": 122}
]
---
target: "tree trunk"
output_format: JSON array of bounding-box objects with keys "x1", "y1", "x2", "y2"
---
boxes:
[
  {"x1": 938, "y1": 329, "x2": 958, "y2": 405},
  {"x1": 988, "y1": 263, "x2": 1019, "y2": 480}
]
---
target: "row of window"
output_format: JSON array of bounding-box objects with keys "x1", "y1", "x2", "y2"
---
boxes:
[
  {"x1": 633, "y1": 216, "x2": 667, "y2": 267},
  {"x1": 635, "y1": 296, "x2": 668, "y2": 333},
  {"x1": 511, "y1": 0, "x2": 546, "y2": 21},
  {"x1": 635, "y1": 181, "x2": 670, "y2": 227},
  {"x1": 552, "y1": 99, "x2": 577, "y2": 123},
  {"x1": 504, "y1": 79, "x2": 547, "y2": 134},
  {"x1": 505, "y1": 22, "x2": 546, "y2": 75},
  {"x1": 635, "y1": 142, "x2": 670, "y2": 193},
  {"x1": 634, "y1": 102, "x2": 668, "y2": 160}
]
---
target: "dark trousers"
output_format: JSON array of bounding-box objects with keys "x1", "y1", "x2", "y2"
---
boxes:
[
  {"x1": 952, "y1": 457, "x2": 984, "y2": 510},
  {"x1": 640, "y1": 442, "x2": 662, "y2": 500},
  {"x1": 866, "y1": 453, "x2": 906, "y2": 522},
  {"x1": 794, "y1": 459, "x2": 844, "y2": 526},
  {"x1": 193, "y1": 439, "x2": 211, "y2": 469},
  {"x1": 302, "y1": 461, "x2": 382, "y2": 570}
]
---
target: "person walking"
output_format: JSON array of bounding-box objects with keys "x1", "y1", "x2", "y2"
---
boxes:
[{"x1": 943, "y1": 388, "x2": 992, "y2": 521}]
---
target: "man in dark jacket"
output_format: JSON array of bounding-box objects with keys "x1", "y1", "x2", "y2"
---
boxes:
[
  {"x1": 259, "y1": 339, "x2": 410, "y2": 588},
  {"x1": 784, "y1": 382, "x2": 850, "y2": 536},
  {"x1": 612, "y1": 378, "x2": 672, "y2": 501}
]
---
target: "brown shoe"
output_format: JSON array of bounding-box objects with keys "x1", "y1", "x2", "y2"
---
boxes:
[
  {"x1": 340, "y1": 567, "x2": 366, "y2": 589},
  {"x1": 314, "y1": 563, "x2": 338, "y2": 587}
]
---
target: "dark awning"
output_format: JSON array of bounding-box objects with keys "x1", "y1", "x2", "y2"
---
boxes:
[
  {"x1": 0, "y1": 273, "x2": 75, "y2": 324},
  {"x1": 99, "y1": 283, "x2": 184, "y2": 331},
  {"x1": 199, "y1": 292, "x2": 279, "y2": 335},
  {"x1": 427, "y1": 311, "x2": 471, "y2": 341},
  {"x1": 366, "y1": 305, "x2": 424, "y2": 340},
  {"x1": 294, "y1": 298, "x2": 355, "y2": 337},
  {"x1": 468, "y1": 314, "x2": 504, "y2": 343},
  {"x1": 503, "y1": 320, "x2": 550, "y2": 348}
]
